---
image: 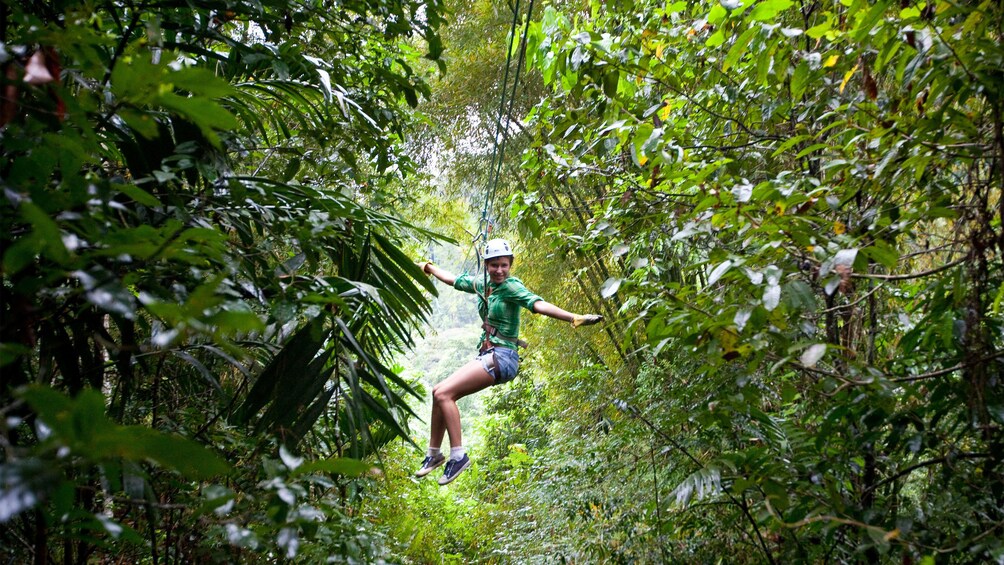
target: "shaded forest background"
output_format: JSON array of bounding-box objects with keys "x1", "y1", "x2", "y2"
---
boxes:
[{"x1": 1, "y1": 0, "x2": 1002, "y2": 563}]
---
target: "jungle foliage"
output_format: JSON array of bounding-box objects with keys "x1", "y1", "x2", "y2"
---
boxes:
[
  {"x1": 1, "y1": 0, "x2": 449, "y2": 561},
  {"x1": 471, "y1": 0, "x2": 1003, "y2": 561},
  {"x1": 2, "y1": 0, "x2": 1002, "y2": 562}
]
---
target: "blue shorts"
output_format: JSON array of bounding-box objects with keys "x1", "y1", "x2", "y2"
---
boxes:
[{"x1": 476, "y1": 347, "x2": 520, "y2": 385}]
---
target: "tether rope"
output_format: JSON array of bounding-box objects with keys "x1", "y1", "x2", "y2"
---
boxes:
[
  {"x1": 483, "y1": 0, "x2": 535, "y2": 228},
  {"x1": 472, "y1": 0, "x2": 536, "y2": 300}
]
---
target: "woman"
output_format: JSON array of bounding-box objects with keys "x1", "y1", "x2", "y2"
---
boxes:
[{"x1": 415, "y1": 238, "x2": 602, "y2": 485}]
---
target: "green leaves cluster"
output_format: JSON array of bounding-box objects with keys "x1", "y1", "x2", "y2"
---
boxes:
[
  {"x1": 1, "y1": 0, "x2": 449, "y2": 561},
  {"x1": 484, "y1": 0, "x2": 1004, "y2": 561}
]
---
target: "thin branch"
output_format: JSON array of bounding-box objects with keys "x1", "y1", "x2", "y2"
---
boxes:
[
  {"x1": 892, "y1": 350, "x2": 1004, "y2": 383},
  {"x1": 928, "y1": 22, "x2": 977, "y2": 84},
  {"x1": 864, "y1": 452, "x2": 990, "y2": 494},
  {"x1": 75, "y1": 485, "x2": 194, "y2": 510},
  {"x1": 767, "y1": 501, "x2": 890, "y2": 534},
  {"x1": 819, "y1": 283, "x2": 884, "y2": 314},
  {"x1": 897, "y1": 243, "x2": 957, "y2": 261},
  {"x1": 852, "y1": 258, "x2": 965, "y2": 281},
  {"x1": 929, "y1": 519, "x2": 1004, "y2": 554},
  {"x1": 253, "y1": 147, "x2": 277, "y2": 176},
  {"x1": 682, "y1": 139, "x2": 775, "y2": 151},
  {"x1": 102, "y1": 6, "x2": 141, "y2": 88}
]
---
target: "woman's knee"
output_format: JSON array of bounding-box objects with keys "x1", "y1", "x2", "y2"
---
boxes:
[{"x1": 432, "y1": 385, "x2": 453, "y2": 405}]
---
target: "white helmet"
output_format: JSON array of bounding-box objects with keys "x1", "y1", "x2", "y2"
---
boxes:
[{"x1": 483, "y1": 238, "x2": 514, "y2": 260}]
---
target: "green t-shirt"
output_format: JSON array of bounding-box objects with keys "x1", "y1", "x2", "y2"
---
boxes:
[{"x1": 454, "y1": 273, "x2": 543, "y2": 349}]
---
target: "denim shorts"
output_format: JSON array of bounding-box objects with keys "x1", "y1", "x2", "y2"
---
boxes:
[{"x1": 477, "y1": 346, "x2": 520, "y2": 385}]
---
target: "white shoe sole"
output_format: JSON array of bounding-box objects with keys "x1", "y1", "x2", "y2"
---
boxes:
[
  {"x1": 437, "y1": 457, "x2": 471, "y2": 485},
  {"x1": 414, "y1": 457, "x2": 446, "y2": 478}
]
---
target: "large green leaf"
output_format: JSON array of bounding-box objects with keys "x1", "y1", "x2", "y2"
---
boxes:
[
  {"x1": 234, "y1": 317, "x2": 330, "y2": 424},
  {"x1": 18, "y1": 387, "x2": 230, "y2": 480}
]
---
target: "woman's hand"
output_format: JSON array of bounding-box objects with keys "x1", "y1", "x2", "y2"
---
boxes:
[
  {"x1": 533, "y1": 302, "x2": 603, "y2": 327},
  {"x1": 416, "y1": 261, "x2": 432, "y2": 274},
  {"x1": 571, "y1": 314, "x2": 603, "y2": 328}
]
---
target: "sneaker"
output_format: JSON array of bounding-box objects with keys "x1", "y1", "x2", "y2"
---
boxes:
[
  {"x1": 437, "y1": 454, "x2": 471, "y2": 485},
  {"x1": 414, "y1": 454, "x2": 446, "y2": 478}
]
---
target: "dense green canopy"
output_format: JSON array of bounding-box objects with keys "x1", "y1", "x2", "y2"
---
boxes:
[{"x1": 2, "y1": 0, "x2": 1001, "y2": 562}]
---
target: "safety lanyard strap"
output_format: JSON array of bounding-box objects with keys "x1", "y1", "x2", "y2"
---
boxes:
[{"x1": 481, "y1": 284, "x2": 494, "y2": 351}]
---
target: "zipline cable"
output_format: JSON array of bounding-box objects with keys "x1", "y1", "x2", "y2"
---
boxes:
[
  {"x1": 475, "y1": 0, "x2": 524, "y2": 257},
  {"x1": 456, "y1": 0, "x2": 523, "y2": 280},
  {"x1": 483, "y1": 0, "x2": 535, "y2": 241},
  {"x1": 469, "y1": 0, "x2": 535, "y2": 301}
]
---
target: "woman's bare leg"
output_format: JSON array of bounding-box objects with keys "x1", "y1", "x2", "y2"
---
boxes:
[{"x1": 429, "y1": 360, "x2": 493, "y2": 449}]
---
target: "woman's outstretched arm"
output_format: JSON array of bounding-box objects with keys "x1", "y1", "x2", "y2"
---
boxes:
[{"x1": 418, "y1": 262, "x2": 457, "y2": 286}]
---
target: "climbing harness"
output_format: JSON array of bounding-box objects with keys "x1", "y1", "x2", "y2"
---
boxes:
[{"x1": 482, "y1": 321, "x2": 528, "y2": 349}]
